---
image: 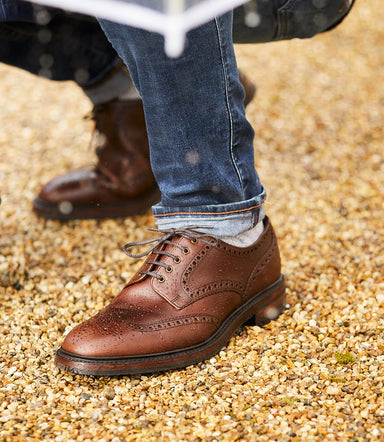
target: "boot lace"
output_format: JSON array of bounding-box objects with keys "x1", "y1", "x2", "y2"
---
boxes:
[{"x1": 123, "y1": 227, "x2": 217, "y2": 281}]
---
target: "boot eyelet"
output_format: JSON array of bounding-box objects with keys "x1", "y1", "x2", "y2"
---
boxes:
[
  {"x1": 174, "y1": 257, "x2": 181, "y2": 264},
  {"x1": 166, "y1": 266, "x2": 173, "y2": 273},
  {"x1": 190, "y1": 238, "x2": 198, "y2": 244},
  {"x1": 183, "y1": 247, "x2": 190, "y2": 255},
  {"x1": 158, "y1": 276, "x2": 166, "y2": 283}
]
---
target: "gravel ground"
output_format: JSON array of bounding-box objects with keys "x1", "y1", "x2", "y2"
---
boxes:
[{"x1": 1, "y1": 1, "x2": 383, "y2": 440}]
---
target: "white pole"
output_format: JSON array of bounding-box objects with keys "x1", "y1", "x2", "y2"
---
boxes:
[
  {"x1": 164, "y1": 28, "x2": 186, "y2": 57},
  {"x1": 164, "y1": 0, "x2": 186, "y2": 57},
  {"x1": 165, "y1": 0, "x2": 185, "y2": 15}
]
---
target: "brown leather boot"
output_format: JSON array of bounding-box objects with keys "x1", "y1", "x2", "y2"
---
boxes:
[
  {"x1": 240, "y1": 70, "x2": 257, "y2": 107},
  {"x1": 33, "y1": 99, "x2": 161, "y2": 219},
  {"x1": 55, "y1": 217, "x2": 285, "y2": 376},
  {"x1": 33, "y1": 72, "x2": 256, "y2": 220}
]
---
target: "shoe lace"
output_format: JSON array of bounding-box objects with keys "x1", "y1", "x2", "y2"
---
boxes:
[{"x1": 123, "y1": 227, "x2": 217, "y2": 281}]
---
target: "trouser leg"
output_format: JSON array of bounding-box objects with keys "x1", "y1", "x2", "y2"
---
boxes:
[
  {"x1": 99, "y1": 13, "x2": 265, "y2": 236},
  {"x1": 0, "y1": 10, "x2": 118, "y2": 87}
]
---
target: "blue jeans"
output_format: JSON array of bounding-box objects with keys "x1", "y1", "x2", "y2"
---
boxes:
[{"x1": 99, "y1": 13, "x2": 264, "y2": 236}]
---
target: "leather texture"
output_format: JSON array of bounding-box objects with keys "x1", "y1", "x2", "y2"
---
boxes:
[
  {"x1": 55, "y1": 217, "x2": 286, "y2": 375},
  {"x1": 33, "y1": 99, "x2": 160, "y2": 219}
]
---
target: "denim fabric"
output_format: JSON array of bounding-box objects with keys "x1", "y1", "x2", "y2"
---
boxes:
[
  {"x1": 0, "y1": 0, "x2": 34, "y2": 21},
  {"x1": 99, "y1": 13, "x2": 266, "y2": 236},
  {"x1": 233, "y1": 0, "x2": 354, "y2": 43},
  {"x1": 0, "y1": 10, "x2": 120, "y2": 86}
]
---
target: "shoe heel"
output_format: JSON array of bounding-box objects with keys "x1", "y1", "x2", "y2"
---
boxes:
[{"x1": 245, "y1": 282, "x2": 286, "y2": 327}]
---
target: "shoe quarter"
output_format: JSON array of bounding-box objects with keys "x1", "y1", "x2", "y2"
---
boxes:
[{"x1": 152, "y1": 238, "x2": 251, "y2": 310}]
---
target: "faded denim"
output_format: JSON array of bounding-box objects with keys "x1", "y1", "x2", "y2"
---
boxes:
[{"x1": 99, "y1": 13, "x2": 266, "y2": 236}]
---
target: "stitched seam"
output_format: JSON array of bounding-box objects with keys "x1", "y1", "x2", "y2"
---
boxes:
[
  {"x1": 155, "y1": 199, "x2": 266, "y2": 217},
  {"x1": 190, "y1": 281, "x2": 244, "y2": 300},
  {"x1": 140, "y1": 314, "x2": 219, "y2": 331},
  {"x1": 178, "y1": 243, "x2": 212, "y2": 305},
  {"x1": 214, "y1": 17, "x2": 244, "y2": 198},
  {"x1": 277, "y1": 0, "x2": 298, "y2": 39},
  {"x1": 245, "y1": 233, "x2": 277, "y2": 296},
  {"x1": 181, "y1": 234, "x2": 269, "y2": 306}
]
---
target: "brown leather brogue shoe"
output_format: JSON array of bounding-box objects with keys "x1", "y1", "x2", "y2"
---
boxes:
[
  {"x1": 33, "y1": 99, "x2": 160, "y2": 220},
  {"x1": 55, "y1": 217, "x2": 285, "y2": 376}
]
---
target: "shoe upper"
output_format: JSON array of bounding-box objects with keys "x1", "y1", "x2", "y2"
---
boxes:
[{"x1": 60, "y1": 217, "x2": 281, "y2": 358}]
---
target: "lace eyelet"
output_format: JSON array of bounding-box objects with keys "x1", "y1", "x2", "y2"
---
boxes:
[
  {"x1": 190, "y1": 238, "x2": 198, "y2": 244},
  {"x1": 166, "y1": 266, "x2": 173, "y2": 273},
  {"x1": 158, "y1": 276, "x2": 166, "y2": 283},
  {"x1": 183, "y1": 247, "x2": 190, "y2": 255},
  {"x1": 174, "y1": 257, "x2": 181, "y2": 264}
]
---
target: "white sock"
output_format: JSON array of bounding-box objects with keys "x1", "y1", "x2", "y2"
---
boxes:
[{"x1": 220, "y1": 221, "x2": 264, "y2": 247}]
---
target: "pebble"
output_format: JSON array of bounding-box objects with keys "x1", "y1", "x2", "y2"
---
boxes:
[
  {"x1": 104, "y1": 386, "x2": 116, "y2": 401},
  {"x1": 1, "y1": 1, "x2": 383, "y2": 440}
]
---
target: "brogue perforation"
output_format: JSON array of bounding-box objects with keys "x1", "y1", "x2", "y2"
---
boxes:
[{"x1": 55, "y1": 217, "x2": 286, "y2": 375}]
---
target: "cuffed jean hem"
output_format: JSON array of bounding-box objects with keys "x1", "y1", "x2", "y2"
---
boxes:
[{"x1": 152, "y1": 192, "x2": 266, "y2": 237}]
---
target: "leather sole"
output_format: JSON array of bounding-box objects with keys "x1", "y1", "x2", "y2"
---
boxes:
[
  {"x1": 55, "y1": 275, "x2": 286, "y2": 376},
  {"x1": 33, "y1": 186, "x2": 161, "y2": 220}
]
